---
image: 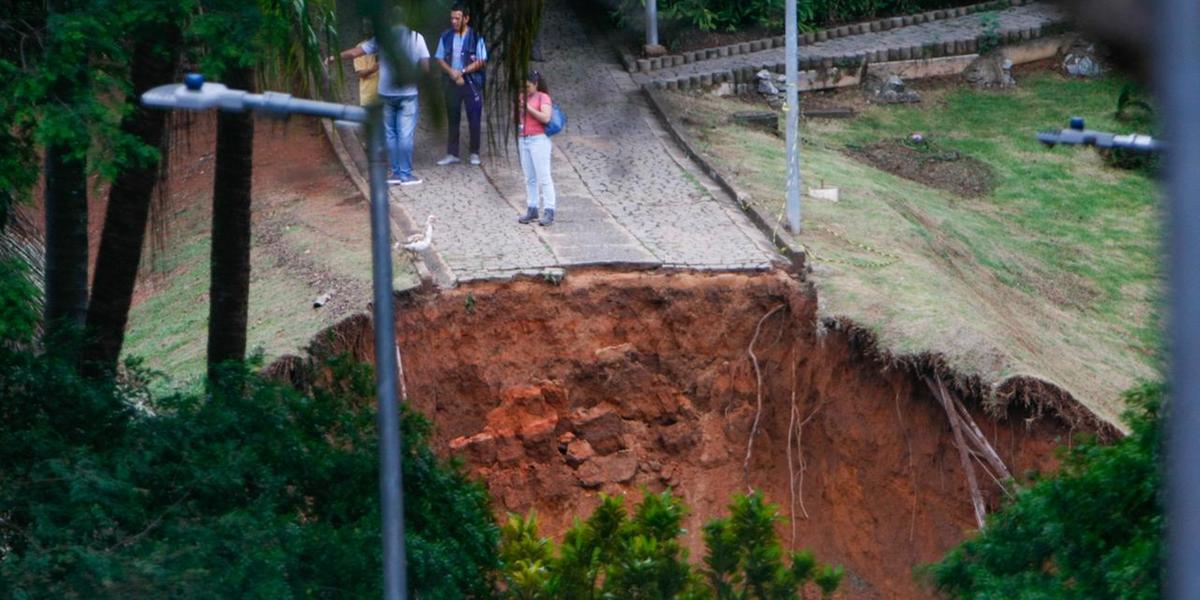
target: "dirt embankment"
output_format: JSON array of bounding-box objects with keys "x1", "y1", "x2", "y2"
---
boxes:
[{"x1": 276, "y1": 269, "x2": 1109, "y2": 599}]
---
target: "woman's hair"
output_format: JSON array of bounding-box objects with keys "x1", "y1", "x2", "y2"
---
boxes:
[{"x1": 528, "y1": 70, "x2": 549, "y2": 94}]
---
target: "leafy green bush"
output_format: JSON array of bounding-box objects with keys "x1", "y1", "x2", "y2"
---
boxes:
[
  {"x1": 499, "y1": 489, "x2": 842, "y2": 599},
  {"x1": 0, "y1": 257, "x2": 498, "y2": 599},
  {"x1": 614, "y1": 0, "x2": 975, "y2": 34},
  {"x1": 925, "y1": 382, "x2": 1163, "y2": 598}
]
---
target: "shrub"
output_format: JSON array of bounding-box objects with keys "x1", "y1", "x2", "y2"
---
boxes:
[
  {"x1": 614, "y1": 0, "x2": 976, "y2": 34},
  {"x1": 925, "y1": 382, "x2": 1163, "y2": 599},
  {"x1": 0, "y1": 258, "x2": 499, "y2": 599},
  {"x1": 499, "y1": 489, "x2": 842, "y2": 599}
]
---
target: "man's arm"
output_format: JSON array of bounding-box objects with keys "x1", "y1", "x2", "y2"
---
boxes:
[
  {"x1": 433, "y1": 34, "x2": 458, "y2": 78},
  {"x1": 326, "y1": 43, "x2": 366, "y2": 66},
  {"x1": 461, "y1": 36, "x2": 486, "y2": 76},
  {"x1": 415, "y1": 34, "x2": 432, "y2": 73}
]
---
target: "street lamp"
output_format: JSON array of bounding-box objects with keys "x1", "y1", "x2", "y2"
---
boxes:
[
  {"x1": 646, "y1": 0, "x2": 659, "y2": 49},
  {"x1": 784, "y1": 0, "x2": 802, "y2": 233},
  {"x1": 143, "y1": 73, "x2": 409, "y2": 600},
  {"x1": 1036, "y1": 116, "x2": 1166, "y2": 152}
]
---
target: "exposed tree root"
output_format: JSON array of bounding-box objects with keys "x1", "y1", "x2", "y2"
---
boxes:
[
  {"x1": 926, "y1": 375, "x2": 1019, "y2": 529},
  {"x1": 744, "y1": 304, "x2": 786, "y2": 492},
  {"x1": 787, "y1": 349, "x2": 800, "y2": 547},
  {"x1": 931, "y1": 375, "x2": 988, "y2": 529},
  {"x1": 396, "y1": 344, "x2": 410, "y2": 403},
  {"x1": 894, "y1": 386, "x2": 918, "y2": 542}
]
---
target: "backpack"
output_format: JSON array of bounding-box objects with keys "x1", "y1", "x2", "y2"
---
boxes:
[{"x1": 545, "y1": 103, "x2": 566, "y2": 136}]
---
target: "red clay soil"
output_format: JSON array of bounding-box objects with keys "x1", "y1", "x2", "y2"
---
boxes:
[{"x1": 283, "y1": 269, "x2": 1097, "y2": 599}]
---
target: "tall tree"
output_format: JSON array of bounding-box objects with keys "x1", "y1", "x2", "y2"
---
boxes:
[
  {"x1": 41, "y1": 0, "x2": 93, "y2": 355},
  {"x1": 206, "y1": 64, "x2": 256, "y2": 377},
  {"x1": 192, "y1": 0, "x2": 334, "y2": 381},
  {"x1": 82, "y1": 5, "x2": 187, "y2": 377}
]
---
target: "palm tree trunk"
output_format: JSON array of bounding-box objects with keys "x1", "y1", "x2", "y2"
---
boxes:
[
  {"x1": 83, "y1": 31, "x2": 182, "y2": 378},
  {"x1": 42, "y1": 144, "x2": 88, "y2": 341},
  {"x1": 206, "y1": 66, "x2": 255, "y2": 380},
  {"x1": 41, "y1": 0, "x2": 90, "y2": 355}
]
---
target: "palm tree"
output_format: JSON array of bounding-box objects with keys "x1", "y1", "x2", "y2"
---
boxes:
[
  {"x1": 41, "y1": 0, "x2": 92, "y2": 357},
  {"x1": 83, "y1": 16, "x2": 186, "y2": 377},
  {"x1": 196, "y1": 0, "x2": 335, "y2": 382}
]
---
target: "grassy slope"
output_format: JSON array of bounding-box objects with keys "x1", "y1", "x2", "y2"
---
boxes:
[
  {"x1": 122, "y1": 126, "x2": 420, "y2": 392},
  {"x1": 662, "y1": 73, "x2": 1161, "y2": 426}
]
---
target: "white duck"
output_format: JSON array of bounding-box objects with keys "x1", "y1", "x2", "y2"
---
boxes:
[{"x1": 397, "y1": 215, "x2": 435, "y2": 252}]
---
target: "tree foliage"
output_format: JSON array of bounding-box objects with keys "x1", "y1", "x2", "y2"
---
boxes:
[
  {"x1": 926, "y1": 383, "x2": 1163, "y2": 599},
  {"x1": 499, "y1": 489, "x2": 842, "y2": 599},
  {"x1": 613, "y1": 0, "x2": 976, "y2": 33},
  {"x1": 0, "y1": 257, "x2": 499, "y2": 599}
]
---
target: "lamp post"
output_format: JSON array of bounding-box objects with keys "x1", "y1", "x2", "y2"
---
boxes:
[
  {"x1": 785, "y1": 0, "x2": 802, "y2": 233},
  {"x1": 646, "y1": 0, "x2": 658, "y2": 48},
  {"x1": 1036, "y1": 117, "x2": 1166, "y2": 152},
  {"x1": 142, "y1": 73, "x2": 409, "y2": 600},
  {"x1": 1159, "y1": 0, "x2": 1200, "y2": 597}
]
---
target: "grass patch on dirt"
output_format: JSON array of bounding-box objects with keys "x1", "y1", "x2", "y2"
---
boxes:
[
  {"x1": 122, "y1": 123, "x2": 420, "y2": 389},
  {"x1": 659, "y1": 72, "x2": 1162, "y2": 426}
]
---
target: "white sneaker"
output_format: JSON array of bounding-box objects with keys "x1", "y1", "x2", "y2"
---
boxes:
[
  {"x1": 469, "y1": 153, "x2": 482, "y2": 166},
  {"x1": 436, "y1": 155, "x2": 461, "y2": 166}
]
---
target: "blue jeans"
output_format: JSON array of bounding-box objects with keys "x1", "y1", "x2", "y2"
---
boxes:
[
  {"x1": 519, "y1": 135, "x2": 556, "y2": 211},
  {"x1": 382, "y1": 94, "x2": 418, "y2": 178}
]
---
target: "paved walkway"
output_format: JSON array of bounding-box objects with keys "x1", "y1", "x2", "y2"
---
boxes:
[
  {"x1": 633, "y1": 2, "x2": 1065, "y2": 86},
  {"x1": 370, "y1": 0, "x2": 778, "y2": 285}
]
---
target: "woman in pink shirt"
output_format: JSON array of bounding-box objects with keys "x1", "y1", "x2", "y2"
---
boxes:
[{"x1": 517, "y1": 71, "x2": 557, "y2": 226}]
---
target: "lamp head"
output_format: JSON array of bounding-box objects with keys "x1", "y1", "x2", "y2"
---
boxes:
[
  {"x1": 184, "y1": 73, "x2": 205, "y2": 91},
  {"x1": 142, "y1": 76, "x2": 247, "y2": 112}
]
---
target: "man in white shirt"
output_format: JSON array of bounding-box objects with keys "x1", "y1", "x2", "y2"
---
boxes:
[
  {"x1": 434, "y1": 4, "x2": 488, "y2": 166},
  {"x1": 339, "y1": 23, "x2": 431, "y2": 185}
]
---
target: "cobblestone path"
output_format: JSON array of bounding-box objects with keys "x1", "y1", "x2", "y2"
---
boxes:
[{"x1": 375, "y1": 0, "x2": 778, "y2": 285}]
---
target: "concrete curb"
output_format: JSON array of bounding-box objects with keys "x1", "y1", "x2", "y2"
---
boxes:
[
  {"x1": 640, "y1": 85, "x2": 806, "y2": 273},
  {"x1": 648, "y1": 31, "x2": 1073, "y2": 94},
  {"x1": 629, "y1": 0, "x2": 1041, "y2": 74},
  {"x1": 318, "y1": 118, "x2": 457, "y2": 289}
]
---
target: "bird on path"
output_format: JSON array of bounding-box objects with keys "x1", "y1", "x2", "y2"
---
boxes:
[{"x1": 397, "y1": 215, "x2": 436, "y2": 252}]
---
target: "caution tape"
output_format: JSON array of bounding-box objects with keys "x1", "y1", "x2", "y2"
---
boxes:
[{"x1": 805, "y1": 224, "x2": 902, "y2": 269}]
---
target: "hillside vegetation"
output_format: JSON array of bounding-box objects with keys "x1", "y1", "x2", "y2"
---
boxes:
[{"x1": 661, "y1": 72, "x2": 1161, "y2": 426}]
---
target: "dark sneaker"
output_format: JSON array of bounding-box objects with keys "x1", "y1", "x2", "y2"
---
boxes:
[
  {"x1": 387, "y1": 173, "x2": 404, "y2": 185},
  {"x1": 518, "y1": 206, "x2": 538, "y2": 224},
  {"x1": 538, "y1": 208, "x2": 555, "y2": 227},
  {"x1": 399, "y1": 175, "x2": 423, "y2": 186}
]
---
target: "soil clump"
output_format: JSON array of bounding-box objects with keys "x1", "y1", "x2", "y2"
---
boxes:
[{"x1": 847, "y1": 139, "x2": 997, "y2": 198}]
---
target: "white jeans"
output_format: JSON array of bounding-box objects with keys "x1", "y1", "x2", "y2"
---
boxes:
[{"x1": 519, "y1": 134, "x2": 556, "y2": 211}]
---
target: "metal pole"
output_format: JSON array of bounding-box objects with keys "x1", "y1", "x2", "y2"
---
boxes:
[
  {"x1": 1161, "y1": 0, "x2": 1200, "y2": 597},
  {"x1": 142, "y1": 77, "x2": 409, "y2": 599},
  {"x1": 785, "y1": 0, "x2": 802, "y2": 233},
  {"x1": 646, "y1": 0, "x2": 658, "y2": 48},
  {"x1": 367, "y1": 107, "x2": 408, "y2": 600}
]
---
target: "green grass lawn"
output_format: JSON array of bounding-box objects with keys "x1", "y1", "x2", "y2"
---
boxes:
[
  {"x1": 123, "y1": 184, "x2": 420, "y2": 393},
  {"x1": 662, "y1": 73, "x2": 1162, "y2": 426}
]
